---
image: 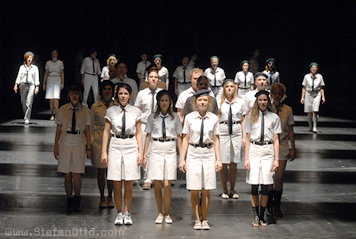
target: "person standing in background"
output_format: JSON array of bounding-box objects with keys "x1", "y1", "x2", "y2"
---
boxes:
[
  {"x1": 204, "y1": 56, "x2": 226, "y2": 97},
  {"x1": 174, "y1": 56, "x2": 192, "y2": 96},
  {"x1": 13, "y1": 51, "x2": 40, "y2": 124},
  {"x1": 136, "y1": 53, "x2": 151, "y2": 84},
  {"x1": 43, "y1": 49, "x2": 64, "y2": 120},
  {"x1": 101, "y1": 54, "x2": 118, "y2": 82}
]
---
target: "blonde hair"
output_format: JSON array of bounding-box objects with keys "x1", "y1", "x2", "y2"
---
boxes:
[
  {"x1": 270, "y1": 83, "x2": 287, "y2": 102},
  {"x1": 218, "y1": 81, "x2": 238, "y2": 117},
  {"x1": 189, "y1": 68, "x2": 204, "y2": 79},
  {"x1": 106, "y1": 56, "x2": 117, "y2": 66},
  {"x1": 193, "y1": 95, "x2": 213, "y2": 112},
  {"x1": 250, "y1": 95, "x2": 275, "y2": 123}
]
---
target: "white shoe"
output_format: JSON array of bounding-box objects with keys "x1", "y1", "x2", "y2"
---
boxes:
[
  {"x1": 155, "y1": 214, "x2": 163, "y2": 224},
  {"x1": 24, "y1": 119, "x2": 30, "y2": 125},
  {"x1": 124, "y1": 213, "x2": 133, "y2": 225},
  {"x1": 193, "y1": 220, "x2": 201, "y2": 230},
  {"x1": 201, "y1": 220, "x2": 210, "y2": 230},
  {"x1": 114, "y1": 212, "x2": 123, "y2": 225},
  {"x1": 165, "y1": 215, "x2": 172, "y2": 224},
  {"x1": 221, "y1": 192, "x2": 229, "y2": 199}
]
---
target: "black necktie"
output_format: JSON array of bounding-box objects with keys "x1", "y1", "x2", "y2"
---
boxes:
[
  {"x1": 228, "y1": 104, "x2": 233, "y2": 135},
  {"x1": 214, "y1": 72, "x2": 217, "y2": 87},
  {"x1": 244, "y1": 72, "x2": 247, "y2": 87},
  {"x1": 92, "y1": 58, "x2": 95, "y2": 74},
  {"x1": 121, "y1": 108, "x2": 126, "y2": 136},
  {"x1": 161, "y1": 116, "x2": 167, "y2": 139},
  {"x1": 183, "y1": 67, "x2": 186, "y2": 83},
  {"x1": 151, "y1": 90, "x2": 155, "y2": 113},
  {"x1": 25, "y1": 66, "x2": 31, "y2": 83},
  {"x1": 260, "y1": 112, "x2": 265, "y2": 142},
  {"x1": 312, "y1": 76, "x2": 315, "y2": 91},
  {"x1": 71, "y1": 108, "x2": 76, "y2": 132},
  {"x1": 199, "y1": 117, "x2": 205, "y2": 147}
]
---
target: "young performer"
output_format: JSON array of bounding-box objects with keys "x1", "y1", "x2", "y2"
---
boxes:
[
  {"x1": 101, "y1": 83, "x2": 143, "y2": 225},
  {"x1": 218, "y1": 79, "x2": 245, "y2": 199},
  {"x1": 143, "y1": 90, "x2": 182, "y2": 224},
  {"x1": 244, "y1": 90, "x2": 281, "y2": 226},
  {"x1": 179, "y1": 89, "x2": 223, "y2": 230},
  {"x1": 54, "y1": 84, "x2": 91, "y2": 212}
]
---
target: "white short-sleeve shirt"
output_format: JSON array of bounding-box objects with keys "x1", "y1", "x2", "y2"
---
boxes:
[
  {"x1": 218, "y1": 98, "x2": 245, "y2": 123},
  {"x1": 134, "y1": 87, "x2": 163, "y2": 123},
  {"x1": 173, "y1": 66, "x2": 192, "y2": 83},
  {"x1": 183, "y1": 111, "x2": 219, "y2": 144},
  {"x1": 105, "y1": 104, "x2": 142, "y2": 136},
  {"x1": 136, "y1": 61, "x2": 151, "y2": 79},
  {"x1": 45, "y1": 60, "x2": 64, "y2": 76},
  {"x1": 80, "y1": 57, "x2": 101, "y2": 75},
  {"x1": 145, "y1": 112, "x2": 182, "y2": 139},
  {"x1": 204, "y1": 67, "x2": 226, "y2": 87},
  {"x1": 262, "y1": 70, "x2": 280, "y2": 88},
  {"x1": 234, "y1": 71, "x2": 254, "y2": 89},
  {"x1": 175, "y1": 87, "x2": 215, "y2": 109},
  {"x1": 302, "y1": 73, "x2": 325, "y2": 91},
  {"x1": 244, "y1": 110, "x2": 281, "y2": 142}
]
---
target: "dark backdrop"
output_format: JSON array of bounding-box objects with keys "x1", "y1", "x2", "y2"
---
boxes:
[{"x1": 1, "y1": 1, "x2": 355, "y2": 121}]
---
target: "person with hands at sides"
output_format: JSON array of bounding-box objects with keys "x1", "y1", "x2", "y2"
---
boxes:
[
  {"x1": 54, "y1": 84, "x2": 91, "y2": 213},
  {"x1": 179, "y1": 89, "x2": 223, "y2": 230},
  {"x1": 14, "y1": 51, "x2": 40, "y2": 124},
  {"x1": 143, "y1": 90, "x2": 182, "y2": 224},
  {"x1": 101, "y1": 83, "x2": 143, "y2": 226},
  {"x1": 244, "y1": 90, "x2": 281, "y2": 227},
  {"x1": 267, "y1": 83, "x2": 296, "y2": 218}
]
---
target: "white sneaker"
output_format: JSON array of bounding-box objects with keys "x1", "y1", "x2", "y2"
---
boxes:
[
  {"x1": 193, "y1": 220, "x2": 201, "y2": 230},
  {"x1": 221, "y1": 192, "x2": 229, "y2": 199},
  {"x1": 201, "y1": 220, "x2": 210, "y2": 230},
  {"x1": 114, "y1": 212, "x2": 123, "y2": 225},
  {"x1": 24, "y1": 119, "x2": 30, "y2": 125},
  {"x1": 124, "y1": 213, "x2": 133, "y2": 225}
]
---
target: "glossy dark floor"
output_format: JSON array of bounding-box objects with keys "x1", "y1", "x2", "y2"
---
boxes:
[{"x1": 1, "y1": 114, "x2": 356, "y2": 238}]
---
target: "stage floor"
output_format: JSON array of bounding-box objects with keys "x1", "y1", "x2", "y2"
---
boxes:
[{"x1": 0, "y1": 115, "x2": 355, "y2": 238}]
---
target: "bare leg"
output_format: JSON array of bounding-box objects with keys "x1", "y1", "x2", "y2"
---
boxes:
[
  {"x1": 72, "y1": 173, "x2": 82, "y2": 197},
  {"x1": 163, "y1": 180, "x2": 171, "y2": 216},
  {"x1": 54, "y1": 99, "x2": 59, "y2": 117},
  {"x1": 219, "y1": 164, "x2": 228, "y2": 193},
  {"x1": 154, "y1": 180, "x2": 163, "y2": 215},
  {"x1": 190, "y1": 190, "x2": 200, "y2": 220},
  {"x1": 49, "y1": 99, "x2": 54, "y2": 117},
  {"x1": 201, "y1": 188, "x2": 210, "y2": 221},
  {"x1": 229, "y1": 162, "x2": 237, "y2": 192},
  {"x1": 275, "y1": 160, "x2": 287, "y2": 192},
  {"x1": 64, "y1": 173, "x2": 73, "y2": 197},
  {"x1": 123, "y1": 180, "x2": 133, "y2": 214},
  {"x1": 114, "y1": 181, "x2": 122, "y2": 212}
]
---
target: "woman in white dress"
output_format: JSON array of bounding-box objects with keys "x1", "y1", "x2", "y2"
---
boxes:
[
  {"x1": 101, "y1": 54, "x2": 118, "y2": 81},
  {"x1": 153, "y1": 54, "x2": 169, "y2": 89},
  {"x1": 143, "y1": 90, "x2": 182, "y2": 224},
  {"x1": 244, "y1": 90, "x2": 281, "y2": 227},
  {"x1": 90, "y1": 81, "x2": 116, "y2": 209},
  {"x1": 234, "y1": 60, "x2": 254, "y2": 100},
  {"x1": 101, "y1": 83, "x2": 143, "y2": 225},
  {"x1": 179, "y1": 89, "x2": 223, "y2": 230},
  {"x1": 300, "y1": 62, "x2": 325, "y2": 133},
  {"x1": 218, "y1": 79, "x2": 245, "y2": 199},
  {"x1": 43, "y1": 49, "x2": 64, "y2": 120}
]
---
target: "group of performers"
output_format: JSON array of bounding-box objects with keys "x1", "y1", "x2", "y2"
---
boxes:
[{"x1": 13, "y1": 50, "x2": 326, "y2": 229}]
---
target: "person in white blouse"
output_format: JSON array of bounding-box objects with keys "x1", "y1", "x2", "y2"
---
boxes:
[
  {"x1": 179, "y1": 89, "x2": 223, "y2": 230},
  {"x1": 13, "y1": 51, "x2": 40, "y2": 124},
  {"x1": 234, "y1": 60, "x2": 254, "y2": 100},
  {"x1": 135, "y1": 69, "x2": 163, "y2": 189},
  {"x1": 101, "y1": 54, "x2": 118, "y2": 82},
  {"x1": 217, "y1": 80, "x2": 245, "y2": 200},
  {"x1": 244, "y1": 72, "x2": 268, "y2": 115},
  {"x1": 43, "y1": 49, "x2": 64, "y2": 120},
  {"x1": 262, "y1": 58, "x2": 280, "y2": 91},
  {"x1": 136, "y1": 53, "x2": 151, "y2": 84},
  {"x1": 204, "y1": 56, "x2": 226, "y2": 97},
  {"x1": 174, "y1": 56, "x2": 192, "y2": 96},
  {"x1": 143, "y1": 90, "x2": 182, "y2": 224},
  {"x1": 80, "y1": 49, "x2": 101, "y2": 107},
  {"x1": 101, "y1": 83, "x2": 143, "y2": 226},
  {"x1": 300, "y1": 62, "x2": 326, "y2": 133},
  {"x1": 244, "y1": 90, "x2": 281, "y2": 227},
  {"x1": 153, "y1": 54, "x2": 169, "y2": 89}
]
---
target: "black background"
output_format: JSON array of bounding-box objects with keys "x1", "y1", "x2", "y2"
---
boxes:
[{"x1": 1, "y1": 1, "x2": 355, "y2": 120}]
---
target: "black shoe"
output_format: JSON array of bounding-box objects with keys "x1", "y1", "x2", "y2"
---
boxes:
[
  {"x1": 67, "y1": 198, "x2": 75, "y2": 212},
  {"x1": 267, "y1": 190, "x2": 275, "y2": 217},
  {"x1": 73, "y1": 196, "x2": 81, "y2": 212}
]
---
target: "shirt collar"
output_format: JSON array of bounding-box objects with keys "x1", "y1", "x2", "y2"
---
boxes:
[
  {"x1": 69, "y1": 103, "x2": 82, "y2": 111},
  {"x1": 159, "y1": 112, "x2": 169, "y2": 118},
  {"x1": 194, "y1": 111, "x2": 210, "y2": 119}
]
